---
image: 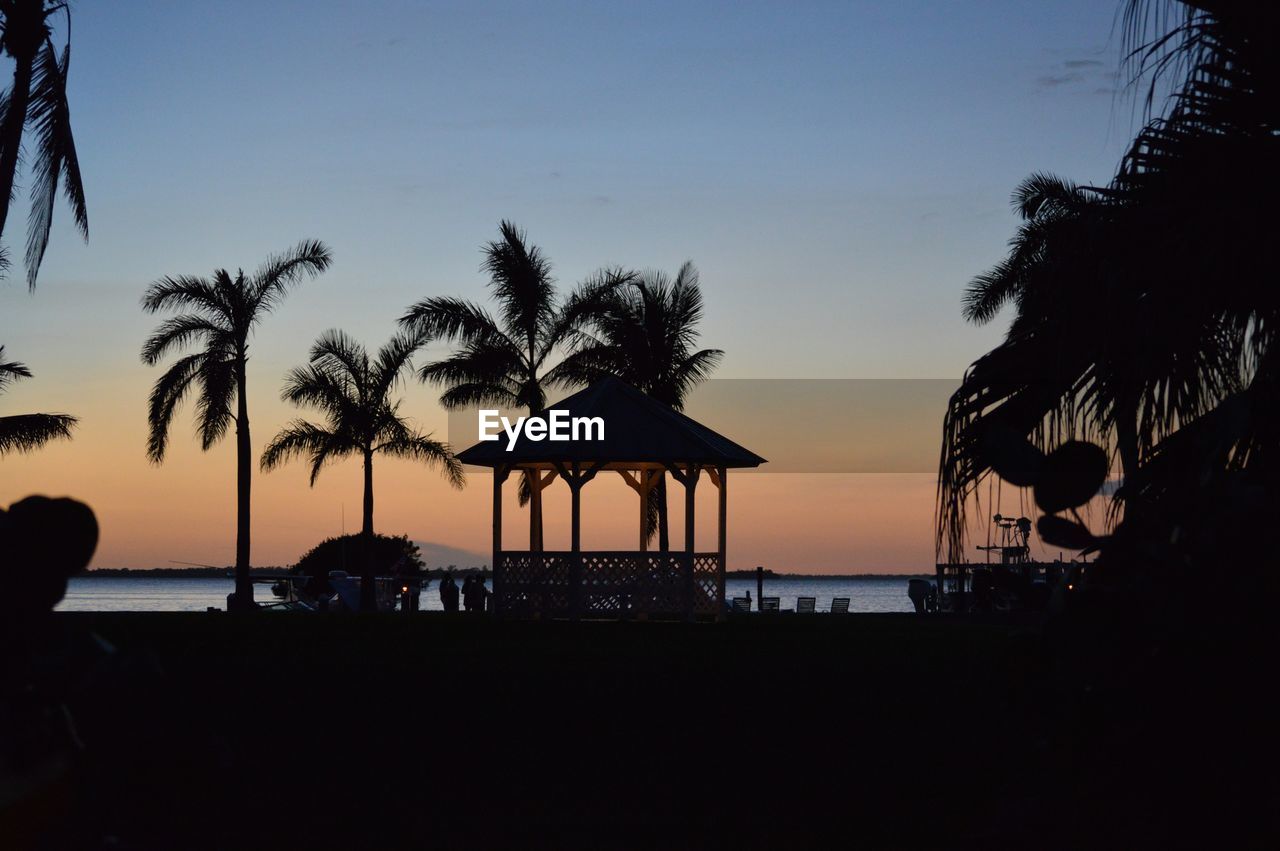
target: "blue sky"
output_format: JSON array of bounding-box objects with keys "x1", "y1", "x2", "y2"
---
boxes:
[
  {"x1": 2, "y1": 1, "x2": 1149, "y2": 569},
  {"x1": 10, "y1": 0, "x2": 1137, "y2": 379}
]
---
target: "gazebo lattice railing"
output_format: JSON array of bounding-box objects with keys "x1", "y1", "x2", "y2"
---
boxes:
[{"x1": 496, "y1": 550, "x2": 723, "y2": 618}]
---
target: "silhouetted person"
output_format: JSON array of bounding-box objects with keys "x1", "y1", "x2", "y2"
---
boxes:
[
  {"x1": 392, "y1": 555, "x2": 423, "y2": 612},
  {"x1": 2, "y1": 496, "x2": 99, "y2": 627},
  {"x1": 474, "y1": 576, "x2": 490, "y2": 613},
  {"x1": 461, "y1": 575, "x2": 477, "y2": 612},
  {"x1": 440, "y1": 571, "x2": 460, "y2": 612}
]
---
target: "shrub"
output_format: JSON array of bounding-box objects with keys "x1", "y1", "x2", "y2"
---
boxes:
[{"x1": 291, "y1": 534, "x2": 423, "y2": 583}]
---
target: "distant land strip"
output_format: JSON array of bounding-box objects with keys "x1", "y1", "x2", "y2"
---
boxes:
[{"x1": 83, "y1": 567, "x2": 930, "y2": 580}]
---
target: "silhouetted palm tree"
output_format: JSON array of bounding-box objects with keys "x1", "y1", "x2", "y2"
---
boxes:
[
  {"x1": 0, "y1": 0, "x2": 87, "y2": 289},
  {"x1": 937, "y1": 1, "x2": 1279, "y2": 562},
  {"x1": 262, "y1": 329, "x2": 463, "y2": 611},
  {"x1": 0, "y1": 345, "x2": 75, "y2": 454},
  {"x1": 399, "y1": 221, "x2": 591, "y2": 550},
  {"x1": 141, "y1": 241, "x2": 332, "y2": 609},
  {"x1": 558, "y1": 262, "x2": 722, "y2": 548}
]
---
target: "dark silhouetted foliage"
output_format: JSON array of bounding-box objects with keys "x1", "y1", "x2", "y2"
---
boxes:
[
  {"x1": 938, "y1": 2, "x2": 1280, "y2": 623},
  {"x1": 399, "y1": 221, "x2": 592, "y2": 547},
  {"x1": 0, "y1": 0, "x2": 87, "y2": 289},
  {"x1": 555, "y1": 263, "x2": 723, "y2": 547},
  {"x1": 262, "y1": 327, "x2": 462, "y2": 611},
  {"x1": 141, "y1": 241, "x2": 332, "y2": 608},
  {"x1": 290, "y1": 533, "x2": 422, "y2": 584},
  {"x1": 0, "y1": 345, "x2": 75, "y2": 455}
]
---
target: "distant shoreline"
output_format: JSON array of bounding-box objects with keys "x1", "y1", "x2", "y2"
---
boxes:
[{"x1": 80, "y1": 567, "x2": 931, "y2": 580}]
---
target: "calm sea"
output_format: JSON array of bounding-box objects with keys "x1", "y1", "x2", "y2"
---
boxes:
[{"x1": 57, "y1": 576, "x2": 918, "y2": 613}]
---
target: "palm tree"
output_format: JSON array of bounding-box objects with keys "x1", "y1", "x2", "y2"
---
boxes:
[
  {"x1": 557, "y1": 262, "x2": 723, "y2": 549},
  {"x1": 261, "y1": 329, "x2": 464, "y2": 611},
  {"x1": 0, "y1": 345, "x2": 75, "y2": 455},
  {"x1": 399, "y1": 220, "x2": 593, "y2": 551},
  {"x1": 141, "y1": 240, "x2": 332, "y2": 610},
  {"x1": 936, "y1": 0, "x2": 1279, "y2": 563},
  {"x1": 0, "y1": 0, "x2": 88, "y2": 289}
]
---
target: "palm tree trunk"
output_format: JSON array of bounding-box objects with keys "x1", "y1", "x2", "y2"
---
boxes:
[
  {"x1": 232, "y1": 357, "x2": 255, "y2": 610},
  {"x1": 529, "y1": 472, "x2": 543, "y2": 552},
  {"x1": 359, "y1": 448, "x2": 377, "y2": 611},
  {"x1": 528, "y1": 396, "x2": 544, "y2": 551},
  {"x1": 0, "y1": 53, "x2": 36, "y2": 242},
  {"x1": 362, "y1": 448, "x2": 375, "y2": 536}
]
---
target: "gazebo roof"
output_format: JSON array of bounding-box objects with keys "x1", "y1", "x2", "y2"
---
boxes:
[{"x1": 456, "y1": 376, "x2": 767, "y2": 470}]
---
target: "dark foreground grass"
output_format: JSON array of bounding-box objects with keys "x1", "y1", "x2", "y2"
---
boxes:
[{"x1": 22, "y1": 612, "x2": 1279, "y2": 848}]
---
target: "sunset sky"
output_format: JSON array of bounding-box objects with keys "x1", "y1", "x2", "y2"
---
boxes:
[{"x1": 2, "y1": 0, "x2": 1137, "y2": 572}]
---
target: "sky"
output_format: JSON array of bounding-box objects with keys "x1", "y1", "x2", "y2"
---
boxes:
[{"x1": 1, "y1": 0, "x2": 1142, "y2": 572}]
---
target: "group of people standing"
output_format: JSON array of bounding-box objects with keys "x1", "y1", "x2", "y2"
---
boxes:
[{"x1": 437, "y1": 571, "x2": 490, "y2": 613}]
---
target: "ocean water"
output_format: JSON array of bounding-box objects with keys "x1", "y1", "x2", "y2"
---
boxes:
[{"x1": 56, "y1": 576, "x2": 918, "y2": 613}]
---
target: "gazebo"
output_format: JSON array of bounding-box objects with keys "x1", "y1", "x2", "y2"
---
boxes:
[{"x1": 457, "y1": 376, "x2": 766, "y2": 620}]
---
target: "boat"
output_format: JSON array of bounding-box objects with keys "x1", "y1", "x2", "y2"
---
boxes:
[
  {"x1": 932, "y1": 513, "x2": 1091, "y2": 614},
  {"x1": 254, "y1": 570, "x2": 407, "y2": 612}
]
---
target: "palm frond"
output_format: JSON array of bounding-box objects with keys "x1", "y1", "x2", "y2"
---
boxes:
[
  {"x1": 309, "y1": 328, "x2": 370, "y2": 393},
  {"x1": 399, "y1": 296, "x2": 508, "y2": 347},
  {"x1": 249, "y1": 239, "x2": 332, "y2": 317},
  {"x1": 140, "y1": 314, "x2": 226, "y2": 366},
  {"x1": 417, "y1": 343, "x2": 524, "y2": 408},
  {"x1": 559, "y1": 262, "x2": 719, "y2": 408},
  {"x1": 146, "y1": 352, "x2": 205, "y2": 462},
  {"x1": 141, "y1": 274, "x2": 228, "y2": 317},
  {"x1": 260, "y1": 419, "x2": 354, "y2": 485},
  {"x1": 437, "y1": 381, "x2": 523, "y2": 411},
  {"x1": 543, "y1": 343, "x2": 624, "y2": 390},
  {"x1": 0, "y1": 346, "x2": 33, "y2": 391},
  {"x1": 483, "y1": 220, "x2": 556, "y2": 342},
  {"x1": 376, "y1": 422, "x2": 465, "y2": 489},
  {"x1": 280, "y1": 362, "x2": 359, "y2": 421},
  {"x1": 0, "y1": 412, "x2": 77, "y2": 455},
  {"x1": 195, "y1": 355, "x2": 236, "y2": 451},
  {"x1": 666, "y1": 349, "x2": 724, "y2": 409},
  {"x1": 371, "y1": 328, "x2": 428, "y2": 403},
  {"x1": 23, "y1": 38, "x2": 86, "y2": 291},
  {"x1": 544, "y1": 267, "x2": 634, "y2": 362}
]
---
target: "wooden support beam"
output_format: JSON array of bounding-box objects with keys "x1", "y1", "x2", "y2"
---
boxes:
[
  {"x1": 717, "y1": 466, "x2": 727, "y2": 620},
  {"x1": 683, "y1": 463, "x2": 700, "y2": 622},
  {"x1": 619, "y1": 468, "x2": 660, "y2": 551},
  {"x1": 550, "y1": 461, "x2": 601, "y2": 621},
  {"x1": 492, "y1": 464, "x2": 508, "y2": 616},
  {"x1": 525, "y1": 467, "x2": 559, "y2": 553}
]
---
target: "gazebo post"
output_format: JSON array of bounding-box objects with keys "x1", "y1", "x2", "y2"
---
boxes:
[
  {"x1": 570, "y1": 462, "x2": 582, "y2": 620},
  {"x1": 683, "y1": 463, "x2": 700, "y2": 622},
  {"x1": 492, "y1": 464, "x2": 509, "y2": 615},
  {"x1": 556, "y1": 461, "x2": 599, "y2": 620},
  {"x1": 526, "y1": 470, "x2": 539, "y2": 553},
  {"x1": 717, "y1": 466, "x2": 727, "y2": 620},
  {"x1": 638, "y1": 469, "x2": 650, "y2": 553},
  {"x1": 528, "y1": 469, "x2": 559, "y2": 552},
  {"x1": 617, "y1": 469, "x2": 653, "y2": 553}
]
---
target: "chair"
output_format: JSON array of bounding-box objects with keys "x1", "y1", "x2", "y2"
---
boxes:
[
  {"x1": 796, "y1": 596, "x2": 816, "y2": 614},
  {"x1": 830, "y1": 597, "x2": 850, "y2": 614},
  {"x1": 760, "y1": 596, "x2": 780, "y2": 612},
  {"x1": 731, "y1": 596, "x2": 751, "y2": 613}
]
